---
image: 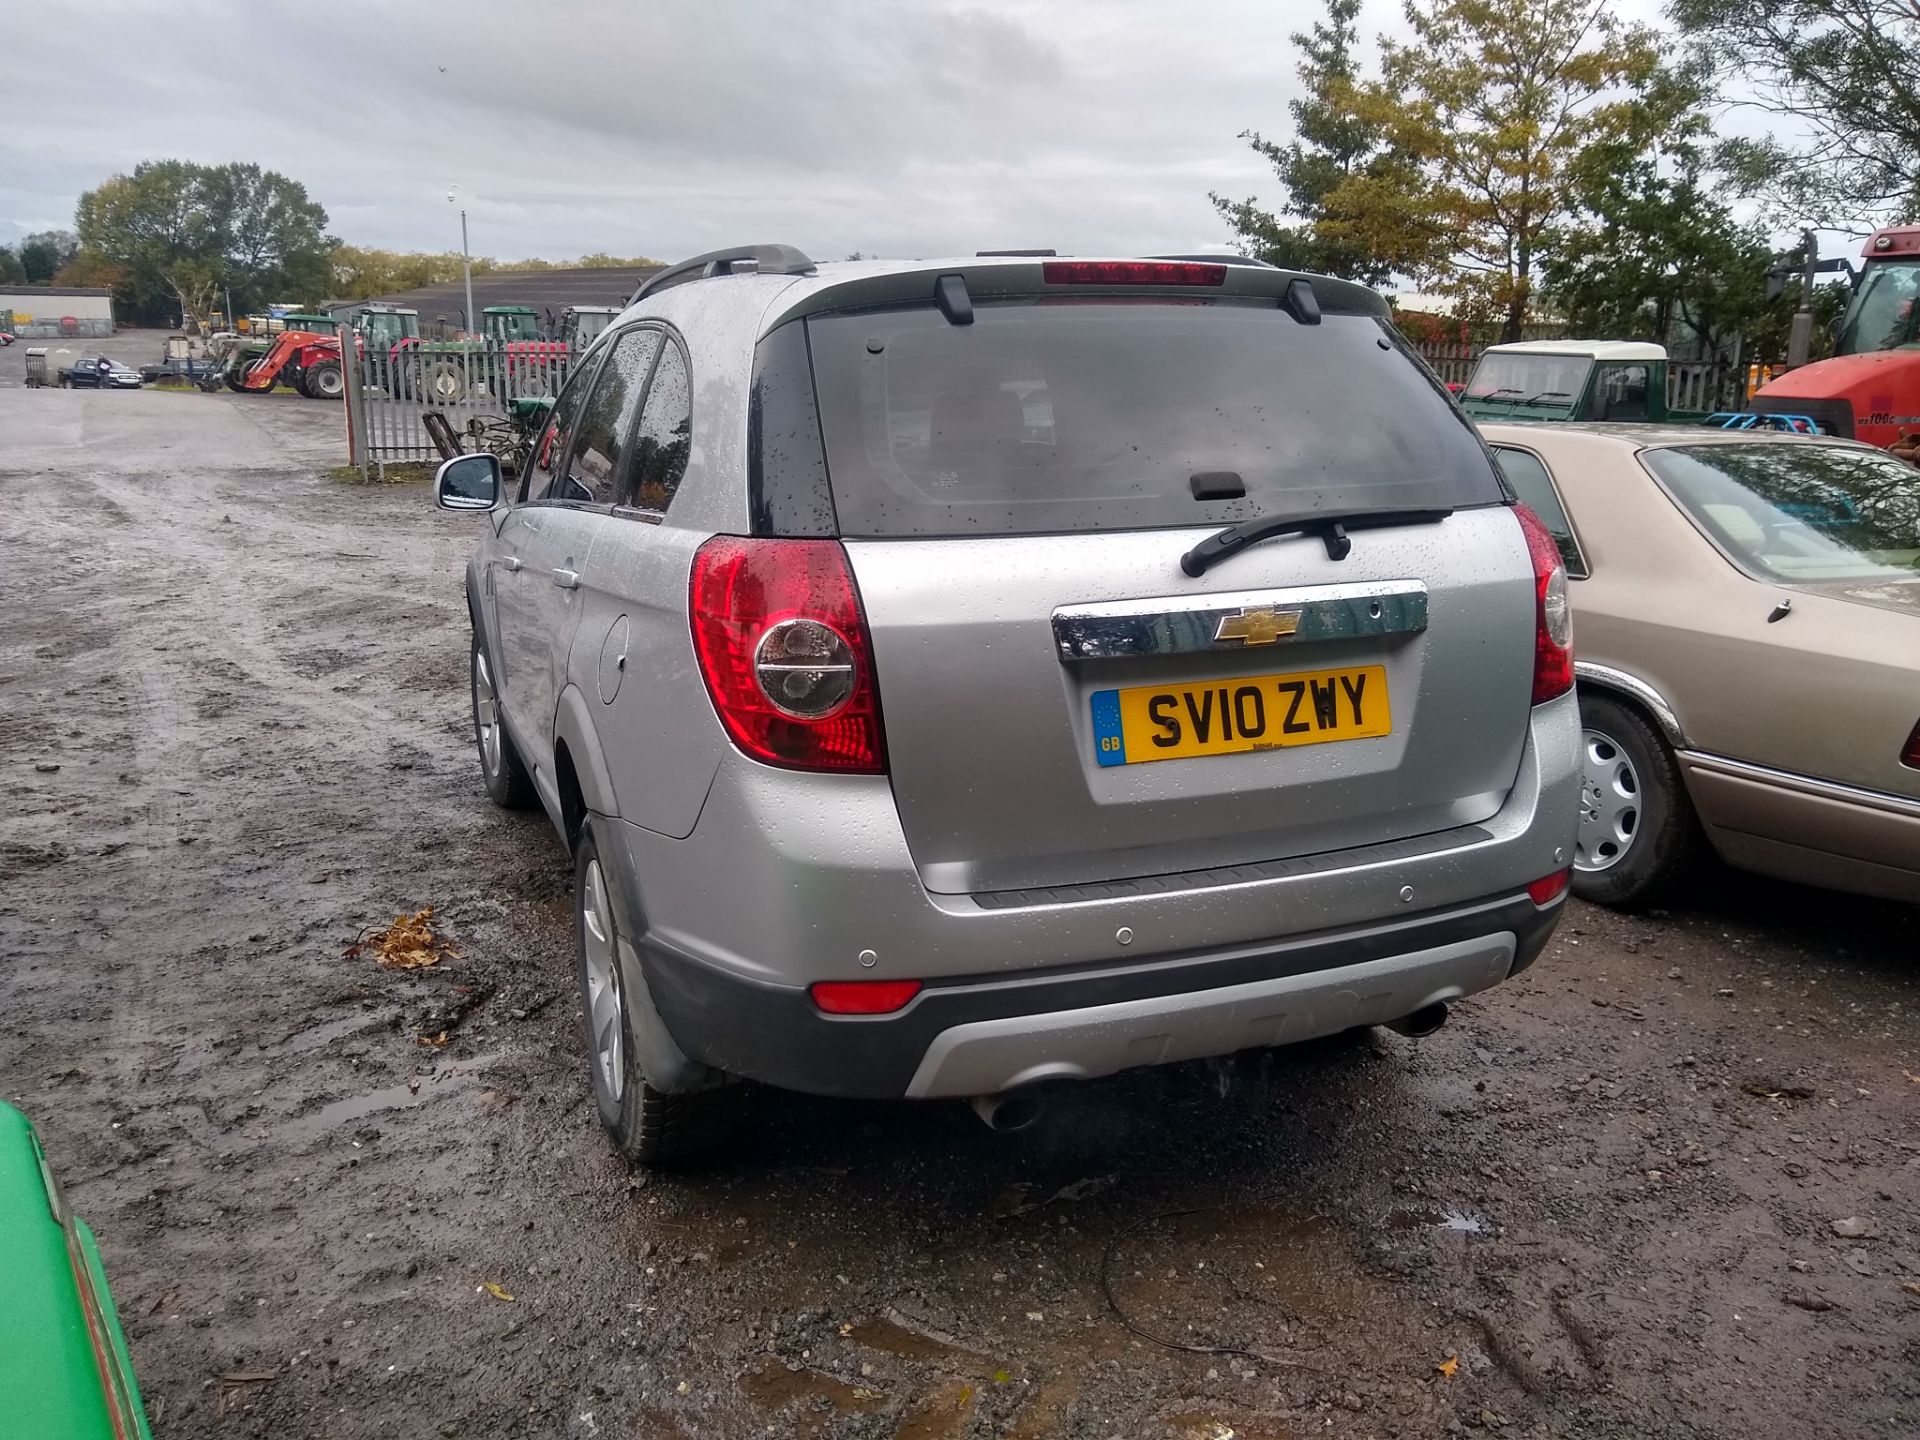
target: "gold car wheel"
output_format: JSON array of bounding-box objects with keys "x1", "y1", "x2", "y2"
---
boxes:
[{"x1": 1576, "y1": 728, "x2": 1641, "y2": 872}]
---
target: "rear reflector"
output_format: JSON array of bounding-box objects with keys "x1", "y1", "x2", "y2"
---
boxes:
[
  {"x1": 810, "y1": 980, "x2": 923, "y2": 1015},
  {"x1": 1513, "y1": 504, "x2": 1574, "y2": 705},
  {"x1": 1042, "y1": 260, "x2": 1226, "y2": 287},
  {"x1": 1903, "y1": 720, "x2": 1920, "y2": 769},
  {"x1": 1527, "y1": 868, "x2": 1571, "y2": 906}
]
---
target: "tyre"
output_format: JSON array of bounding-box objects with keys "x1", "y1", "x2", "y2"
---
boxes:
[
  {"x1": 1570, "y1": 692, "x2": 1705, "y2": 909},
  {"x1": 574, "y1": 826, "x2": 734, "y2": 1167},
  {"x1": 305, "y1": 361, "x2": 343, "y2": 400},
  {"x1": 419, "y1": 358, "x2": 467, "y2": 404},
  {"x1": 470, "y1": 632, "x2": 536, "y2": 809},
  {"x1": 223, "y1": 368, "x2": 249, "y2": 393}
]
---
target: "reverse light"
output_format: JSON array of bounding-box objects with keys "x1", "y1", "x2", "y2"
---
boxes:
[
  {"x1": 810, "y1": 980, "x2": 923, "y2": 1015},
  {"x1": 1527, "y1": 868, "x2": 1571, "y2": 906},
  {"x1": 690, "y1": 537, "x2": 887, "y2": 773},
  {"x1": 1042, "y1": 261, "x2": 1227, "y2": 287},
  {"x1": 1514, "y1": 504, "x2": 1574, "y2": 704}
]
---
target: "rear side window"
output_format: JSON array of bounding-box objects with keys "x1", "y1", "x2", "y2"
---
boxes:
[
  {"x1": 561, "y1": 328, "x2": 663, "y2": 507},
  {"x1": 627, "y1": 341, "x2": 692, "y2": 512},
  {"x1": 795, "y1": 300, "x2": 1503, "y2": 537},
  {"x1": 1492, "y1": 447, "x2": 1587, "y2": 577}
]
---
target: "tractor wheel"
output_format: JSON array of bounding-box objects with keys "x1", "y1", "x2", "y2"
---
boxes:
[
  {"x1": 224, "y1": 368, "x2": 250, "y2": 393},
  {"x1": 304, "y1": 361, "x2": 344, "y2": 400},
  {"x1": 418, "y1": 359, "x2": 467, "y2": 405}
]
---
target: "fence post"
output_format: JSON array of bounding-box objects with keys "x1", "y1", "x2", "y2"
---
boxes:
[{"x1": 341, "y1": 330, "x2": 369, "y2": 474}]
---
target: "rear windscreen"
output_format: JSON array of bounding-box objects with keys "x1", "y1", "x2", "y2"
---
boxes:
[{"x1": 797, "y1": 299, "x2": 1504, "y2": 538}]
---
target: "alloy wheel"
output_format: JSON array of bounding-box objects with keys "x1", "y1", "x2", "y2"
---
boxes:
[
  {"x1": 472, "y1": 647, "x2": 502, "y2": 776},
  {"x1": 580, "y1": 859, "x2": 626, "y2": 1104}
]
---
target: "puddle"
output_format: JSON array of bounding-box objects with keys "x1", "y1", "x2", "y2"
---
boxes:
[
  {"x1": 739, "y1": 1359, "x2": 883, "y2": 1439},
  {"x1": 891, "y1": 1379, "x2": 976, "y2": 1440},
  {"x1": 1385, "y1": 1205, "x2": 1488, "y2": 1235},
  {"x1": 279, "y1": 1057, "x2": 490, "y2": 1142},
  {"x1": 847, "y1": 1315, "x2": 985, "y2": 1367},
  {"x1": 269, "y1": 1013, "x2": 382, "y2": 1057}
]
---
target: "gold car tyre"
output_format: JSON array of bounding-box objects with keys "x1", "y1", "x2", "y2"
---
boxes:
[{"x1": 1571, "y1": 693, "x2": 1705, "y2": 909}]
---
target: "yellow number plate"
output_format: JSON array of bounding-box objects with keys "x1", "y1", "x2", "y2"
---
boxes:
[{"x1": 1091, "y1": 665, "x2": 1390, "y2": 767}]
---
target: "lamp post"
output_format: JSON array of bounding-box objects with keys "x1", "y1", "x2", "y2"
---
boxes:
[{"x1": 449, "y1": 186, "x2": 475, "y2": 337}]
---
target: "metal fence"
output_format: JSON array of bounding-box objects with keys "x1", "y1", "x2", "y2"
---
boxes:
[{"x1": 342, "y1": 340, "x2": 579, "y2": 476}]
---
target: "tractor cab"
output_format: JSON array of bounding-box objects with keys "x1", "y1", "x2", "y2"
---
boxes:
[
  {"x1": 482, "y1": 306, "x2": 543, "y2": 344},
  {"x1": 278, "y1": 312, "x2": 338, "y2": 337},
  {"x1": 356, "y1": 305, "x2": 420, "y2": 350},
  {"x1": 1833, "y1": 230, "x2": 1920, "y2": 356},
  {"x1": 559, "y1": 306, "x2": 619, "y2": 350}
]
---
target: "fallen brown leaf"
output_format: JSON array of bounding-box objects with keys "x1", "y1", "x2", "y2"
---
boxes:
[
  {"x1": 346, "y1": 907, "x2": 457, "y2": 969},
  {"x1": 479, "y1": 1281, "x2": 514, "y2": 1302},
  {"x1": 415, "y1": 1031, "x2": 450, "y2": 1048},
  {"x1": 1436, "y1": 1354, "x2": 1460, "y2": 1379}
]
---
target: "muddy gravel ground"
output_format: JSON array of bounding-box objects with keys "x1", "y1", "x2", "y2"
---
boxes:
[{"x1": 2, "y1": 380, "x2": 1917, "y2": 1440}]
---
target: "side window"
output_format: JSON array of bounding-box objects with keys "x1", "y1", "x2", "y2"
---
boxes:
[
  {"x1": 626, "y1": 341, "x2": 692, "y2": 513},
  {"x1": 1493, "y1": 447, "x2": 1588, "y2": 578},
  {"x1": 522, "y1": 360, "x2": 599, "y2": 503},
  {"x1": 554, "y1": 328, "x2": 663, "y2": 507},
  {"x1": 1593, "y1": 363, "x2": 1650, "y2": 422}
]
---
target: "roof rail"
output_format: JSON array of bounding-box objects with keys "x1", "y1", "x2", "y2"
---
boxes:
[
  {"x1": 1145, "y1": 253, "x2": 1278, "y2": 268},
  {"x1": 630, "y1": 245, "x2": 816, "y2": 304}
]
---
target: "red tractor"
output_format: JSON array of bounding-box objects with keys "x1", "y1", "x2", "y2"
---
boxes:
[
  {"x1": 1750, "y1": 226, "x2": 1920, "y2": 455},
  {"x1": 231, "y1": 328, "x2": 344, "y2": 399}
]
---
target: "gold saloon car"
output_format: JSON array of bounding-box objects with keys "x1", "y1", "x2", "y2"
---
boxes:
[{"x1": 1481, "y1": 424, "x2": 1920, "y2": 907}]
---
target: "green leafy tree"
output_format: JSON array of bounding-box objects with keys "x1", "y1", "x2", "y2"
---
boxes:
[
  {"x1": 1321, "y1": 0, "x2": 1674, "y2": 339},
  {"x1": 1212, "y1": 0, "x2": 1399, "y2": 282},
  {"x1": 76, "y1": 160, "x2": 332, "y2": 325},
  {"x1": 1670, "y1": 0, "x2": 1920, "y2": 225},
  {"x1": 0, "y1": 248, "x2": 23, "y2": 286},
  {"x1": 18, "y1": 230, "x2": 78, "y2": 284}
]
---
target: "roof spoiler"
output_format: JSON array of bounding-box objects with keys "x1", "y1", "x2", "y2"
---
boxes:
[{"x1": 631, "y1": 245, "x2": 816, "y2": 304}]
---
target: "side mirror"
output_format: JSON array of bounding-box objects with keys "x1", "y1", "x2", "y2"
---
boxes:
[{"x1": 434, "y1": 453, "x2": 501, "y2": 511}]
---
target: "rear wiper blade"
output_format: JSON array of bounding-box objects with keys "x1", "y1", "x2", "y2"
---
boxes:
[{"x1": 1180, "y1": 506, "x2": 1454, "y2": 576}]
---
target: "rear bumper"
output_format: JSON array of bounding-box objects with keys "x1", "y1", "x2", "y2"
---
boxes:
[{"x1": 639, "y1": 892, "x2": 1560, "y2": 1098}]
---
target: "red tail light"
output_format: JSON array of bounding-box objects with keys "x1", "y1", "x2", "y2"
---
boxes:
[
  {"x1": 1527, "y1": 868, "x2": 1571, "y2": 906},
  {"x1": 811, "y1": 980, "x2": 922, "y2": 1015},
  {"x1": 1514, "y1": 504, "x2": 1574, "y2": 704},
  {"x1": 1903, "y1": 720, "x2": 1920, "y2": 769},
  {"x1": 690, "y1": 537, "x2": 887, "y2": 773},
  {"x1": 1042, "y1": 261, "x2": 1226, "y2": 287}
]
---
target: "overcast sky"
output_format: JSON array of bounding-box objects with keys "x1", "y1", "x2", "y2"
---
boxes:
[{"x1": 5, "y1": 0, "x2": 1803, "y2": 270}]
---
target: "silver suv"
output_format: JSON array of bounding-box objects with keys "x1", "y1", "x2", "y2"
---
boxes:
[{"x1": 434, "y1": 246, "x2": 1581, "y2": 1164}]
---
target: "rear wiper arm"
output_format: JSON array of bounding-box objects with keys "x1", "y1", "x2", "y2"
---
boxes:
[
  {"x1": 1180, "y1": 506, "x2": 1454, "y2": 576},
  {"x1": 1521, "y1": 391, "x2": 1572, "y2": 405}
]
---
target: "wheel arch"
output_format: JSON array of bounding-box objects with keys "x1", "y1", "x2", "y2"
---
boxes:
[
  {"x1": 1573, "y1": 662, "x2": 1688, "y2": 749},
  {"x1": 552, "y1": 685, "x2": 621, "y2": 846}
]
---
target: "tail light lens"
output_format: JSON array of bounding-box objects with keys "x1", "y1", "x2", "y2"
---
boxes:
[
  {"x1": 1514, "y1": 504, "x2": 1574, "y2": 704},
  {"x1": 1527, "y1": 868, "x2": 1571, "y2": 905},
  {"x1": 690, "y1": 537, "x2": 887, "y2": 773},
  {"x1": 1902, "y1": 720, "x2": 1920, "y2": 769},
  {"x1": 811, "y1": 980, "x2": 922, "y2": 1015}
]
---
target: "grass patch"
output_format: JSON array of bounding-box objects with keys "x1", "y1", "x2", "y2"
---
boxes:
[{"x1": 328, "y1": 461, "x2": 436, "y2": 486}]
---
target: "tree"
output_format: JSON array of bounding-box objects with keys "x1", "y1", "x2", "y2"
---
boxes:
[
  {"x1": 18, "y1": 230, "x2": 78, "y2": 284},
  {"x1": 1670, "y1": 0, "x2": 1920, "y2": 225},
  {"x1": 1321, "y1": 0, "x2": 1672, "y2": 339},
  {"x1": 0, "y1": 249, "x2": 23, "y2": 286},
  {"x1": 75, "y1": 160, "x2": 333, "y2": 324},
  {"x1": 1212, "y1": 0, "x2": 1399, "y2": 282}
]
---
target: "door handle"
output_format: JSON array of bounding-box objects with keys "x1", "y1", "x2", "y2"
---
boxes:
[
  {"x1": 502, "y1": 556, "x2": 522, "y2": 572},
  {"x1": 552, "y1": 568, "x2": 581, "y2": 590}
]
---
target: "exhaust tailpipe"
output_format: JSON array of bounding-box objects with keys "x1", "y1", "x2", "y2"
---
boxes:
[
  {"x1": 970, "y1": 1087, "x2": 1048, "y2": 1132},
  {"x1": 1386, "y1": 1001, "x2": 1449, "y2": 1038}
]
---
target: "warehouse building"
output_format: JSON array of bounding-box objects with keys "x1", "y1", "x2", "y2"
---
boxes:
[{"x1": 2, "y1": 286, "x2": 115, "y2": 338}]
